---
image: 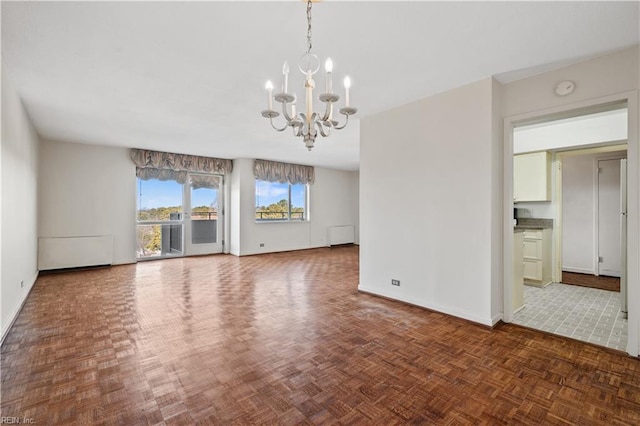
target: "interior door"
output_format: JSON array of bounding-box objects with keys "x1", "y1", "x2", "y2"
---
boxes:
[
  {"x1": 597, "y1": 159, "x2": 622, "y2": 277},
  {"x1": 185, "y1": 174, "x2": 223, "y2": 255}
]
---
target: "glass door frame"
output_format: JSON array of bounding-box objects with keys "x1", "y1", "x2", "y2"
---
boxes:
[
  {"x1": 135, "y1": 178, "x2": 185, "y2": 261},
  {"x1": 184, "y1": 172, "x2": 224, "y2": 256}
]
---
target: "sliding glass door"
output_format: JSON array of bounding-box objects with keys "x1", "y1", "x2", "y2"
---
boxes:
[{"x1": 136, "y1": 173, "x2": 223, "y2": 260}]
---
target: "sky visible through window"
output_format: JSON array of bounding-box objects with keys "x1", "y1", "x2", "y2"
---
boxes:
[
  {"x1": 290, "y1": 184, "x2": 305, "y2": 209},
  {"x1": 137, "y1": 179, "x2": 216, "y2": 210},
  {"x1": 137, "y1": 179, "x2": 303, "y2": 211},
  {"x1": 255, "y1": 181, "x2": 305, "y2": 208}
]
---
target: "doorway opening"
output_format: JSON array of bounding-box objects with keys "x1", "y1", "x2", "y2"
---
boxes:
[
  {"x1": 504, "y1": 98, "x2": 637, "y2": 355},
  {"x1": 514, "y1": 143, "x2": 628, "y2": 351}
]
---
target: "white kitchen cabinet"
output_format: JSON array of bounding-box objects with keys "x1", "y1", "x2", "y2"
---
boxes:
[
  {"x1": 523, "y1": 238, "x2": 542, "y2": 259},
  {"x1": 522, "y1": 227, "x2": 552, "y2": 287},
  {"x1": 523, "y1": 258, "x2": 543, "y2": 281},
  {"x1": 514, "y1": 151, "x2": 551, "y2": 202}
]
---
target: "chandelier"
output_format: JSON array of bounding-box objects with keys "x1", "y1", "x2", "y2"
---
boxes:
[{"x1": 261, "y1": 0, "x2": 357, "y2": 151}]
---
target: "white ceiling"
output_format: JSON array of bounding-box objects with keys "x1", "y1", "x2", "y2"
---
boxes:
[{"x1": 2, "y1": 1, "x2": 639, "y2": 171}]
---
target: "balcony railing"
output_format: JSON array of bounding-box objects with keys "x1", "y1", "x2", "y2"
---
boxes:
[
  {"x1": 255, "y1": 211, "x2": 305, "y2": 221},
  {"x1": 136, "y1": 223, "x2": 183, "y2": 259},
  {"x1": 191, "y1": 211, "x2": 218, "y2": 220},
  {"x1": 138, "y1": 211, "x2": 218, "y2": 222}
]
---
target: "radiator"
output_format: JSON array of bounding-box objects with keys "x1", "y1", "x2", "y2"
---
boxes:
[
  {"x1": 38, "y1": 235, "x2": 113, "y2": 270},
  {"x1": 327, "y1": 225, "x2": 355, "y2": 246}
]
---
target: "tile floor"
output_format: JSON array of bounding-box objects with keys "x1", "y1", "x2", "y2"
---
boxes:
[{"x1": 513, "y1": 282, "x2": 628, "y2": 351}]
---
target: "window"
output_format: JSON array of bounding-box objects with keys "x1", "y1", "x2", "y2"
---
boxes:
[{"x1": 255, "y1": 180, "x2": 308, "y2": 221}]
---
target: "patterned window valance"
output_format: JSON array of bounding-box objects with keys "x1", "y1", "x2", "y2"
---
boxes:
[
  {"x1": 190, "y1": 174, "x2": 221, "y2": 190},
  {"x1": 253, "y1": 159, "x2": 315, "y2": 185},
  {"x1": 130, "y1": 149, "x2": 233, "y2": 181},
  {"x1": 136, "y1": 167, "x2": 188, "y2": 184}
]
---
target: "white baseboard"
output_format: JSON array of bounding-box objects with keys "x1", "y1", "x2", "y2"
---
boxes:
[
  {"x1": 358, "y1": 285, "x2": 494, "y2": 327},
  {"x1": 112, "y1": 258, "x2": 136, "y2": 266},
  {"x1": 491, "y1": 313, "x2": 504, "y2": 326},
  {"x1": 598, "y1": 269, "x2": 621, "y2": 278},
  {"x1": 1, "y1": 271, "x2": 38, "y2": 345}
]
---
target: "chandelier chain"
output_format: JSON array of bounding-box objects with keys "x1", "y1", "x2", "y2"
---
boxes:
[{"x1": 306, "y1": 0, "x2": 312, "y2": 54}]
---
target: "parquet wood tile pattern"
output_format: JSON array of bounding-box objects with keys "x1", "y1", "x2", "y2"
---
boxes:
[
  {"x1": 2, "y1": 246, "x2": 640, "y2": 425},
  {"x1": 562, "y1": 272, "x2": 621, "y2": 292}
]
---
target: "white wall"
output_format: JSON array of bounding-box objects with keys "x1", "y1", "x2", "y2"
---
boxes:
[
  {"x1": 310, "y1": 167, "x2": 359, "y2": 248},
  {"x1": 229, "y1": 158, "x2": 359, "y2": 256},
  {"x1": 229, "y1": 159, "x2": 243, "y2": 256},
  {"x1": 350, "y1": 171, "x2": 360, "y2": 244},
  {"x1": 490, "y1": 78, "x2": 504, "y2": 320},
  {"x1": 1, "y1": 72, "x2": 40, "y2": 341},
  {"x1": 39, "y1": 140, "x2": 136, "y2": 265},
  {"x1": 502, "y1": 47, "x2": 639, "y2": 117},
  {"x1": 502, "y1": 45, "x2": 639, "y2": 355},
  {"x1": 360, "y1": 78, "x2": 501, "y2": 326}
]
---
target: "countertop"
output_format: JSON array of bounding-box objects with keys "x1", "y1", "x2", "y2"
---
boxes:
[{"x1": 514, "y1": 218, "x2": 553, "y2": 230}]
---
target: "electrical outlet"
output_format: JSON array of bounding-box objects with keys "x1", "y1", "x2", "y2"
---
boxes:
[
  {"x1": 391, "y1": 279, "x2": 400, "y2": 286},
  {"x1": 259, "y1": 243, "x2": 265, "y2": 247}
]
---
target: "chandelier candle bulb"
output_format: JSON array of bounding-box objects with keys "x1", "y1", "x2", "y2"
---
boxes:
[
  {"x1": 282, "y1": 61, "x2": 290, "y2": 93},
  {"x1": 344, "y1": 76, "x2": 351, "y2": 107},
  {"x1": 266, "y1": 80, "x2": 274, "y2": 110},
  {"x1": 325, "y1": 58, "x2": 333, "y2": 93}
]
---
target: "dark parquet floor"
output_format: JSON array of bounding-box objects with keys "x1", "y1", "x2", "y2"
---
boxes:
[
  {"x1": 562, "y1": 271, "x2": 621, "y2": 292},
  {"x1": 2, "y1": 246, "x2": 640, "y2": 425}
]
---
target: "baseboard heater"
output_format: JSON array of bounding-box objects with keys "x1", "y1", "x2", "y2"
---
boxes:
[
  {"x1": 38, "y1": 235, "x2": 113, "y2": 271},
  {"x1": 327, "y1": 225, "x2": 355, "y2": 246}
]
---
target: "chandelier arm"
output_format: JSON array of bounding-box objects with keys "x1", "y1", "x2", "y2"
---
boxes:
[
  {"x1": 333, "y1": 114, "x2": 350, "y2": 130},
  {"x1": 281, "y1": 102, "x2": 294, "y2": 123},
  {"x1": 300, "y1": 113, "x2": 309, "y2": 132},
  {"x1": 269, "y1": 118, "x2": 289, "y2": 132},
  {"x1": 320, "y1": 102, "x2": 333, "y2": 124},
  {"x1": 316, "y1": 120, "x2": 331, "y2": 138}
]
